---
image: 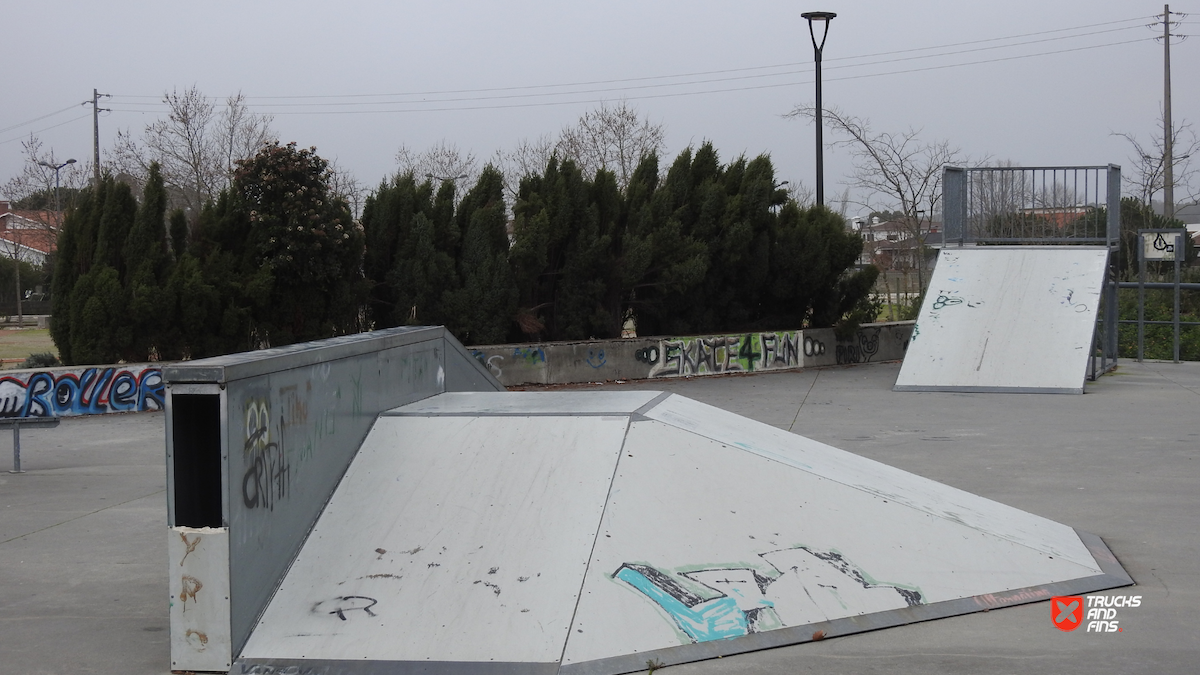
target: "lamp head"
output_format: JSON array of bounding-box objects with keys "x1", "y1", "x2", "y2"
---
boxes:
[{"x1": 801, "y1": 11, "x2": 837, "y2": 23}]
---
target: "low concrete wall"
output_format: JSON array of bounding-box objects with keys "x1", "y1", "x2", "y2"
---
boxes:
[
  {"x1": 0, "y1": 323, "x2": 913, "y2": 416},
  {"x1": 470, "y1": 322, "x2": 914, "y2": 387},
  {"x1": 0, "y1": 364, "x2": 163, "y2": 418}
]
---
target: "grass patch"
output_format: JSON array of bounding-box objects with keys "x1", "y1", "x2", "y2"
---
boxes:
[{"x1": 0, "y1": 328, "x2": 58, "y2": 367}]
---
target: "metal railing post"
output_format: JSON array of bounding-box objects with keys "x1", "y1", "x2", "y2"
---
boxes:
[
  {"x1": 11, "y1": 424, "x2": 23, "y2": 474},
  {"x1": 943, "y1": 166, "x2": 966, "y2": 247}
]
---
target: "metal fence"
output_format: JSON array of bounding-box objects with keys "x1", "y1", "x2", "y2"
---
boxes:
[
  {"x1": 1119, "y1": 229, "x2": 1199, "y2": 363},
  {"x1": 942, "y1": 165, "x2": 1122, "y2": 378}
]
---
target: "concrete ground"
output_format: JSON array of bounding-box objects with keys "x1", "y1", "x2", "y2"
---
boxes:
[{"x1": 2, "y1": 359, "x2": 1198, "y2": 674}]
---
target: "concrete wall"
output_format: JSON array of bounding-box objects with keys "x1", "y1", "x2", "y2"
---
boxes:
[
  {"x1": 0, "y1": 364, "x2": 162, "y2": 418},
  {"x1": 469, "y1": 322, "x2": 914, "y2": 387}
]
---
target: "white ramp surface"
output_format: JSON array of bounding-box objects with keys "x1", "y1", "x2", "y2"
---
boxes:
[
  {"x1": 237, "y1": 391, "x2": 1130, "y2": 675},
  {"x1": 895, "y1": 246, "x2": 1109, "y2": 393}
]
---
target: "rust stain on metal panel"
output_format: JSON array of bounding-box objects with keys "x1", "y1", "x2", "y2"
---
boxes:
[
  {"x1": 180, "y1": 575, "x2": 204, "y2": 610},
  {"x1": 184, "y1": 629, "x2": 209, "y2": 650},
  {"x1": 179, "y1": 532, "x2": 201, "y2": 566}
]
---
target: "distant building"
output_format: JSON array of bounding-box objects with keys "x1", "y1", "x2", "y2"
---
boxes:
[
  {"x1": 0, "y1": 201, "x2": 59, "y2": 266},
  {"x1": 851, "y1": 215, "x2": 941, "y2": 271}
]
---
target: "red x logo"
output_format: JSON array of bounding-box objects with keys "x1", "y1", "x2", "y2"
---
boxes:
[{"x1": 1052, "y1": 596, "x2": 1084, "y2": 631}]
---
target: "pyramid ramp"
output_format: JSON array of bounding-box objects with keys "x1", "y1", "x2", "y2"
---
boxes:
[
  {"x1": 236, "y1": 391, "x2": 1130, "y2": 674},
  {"x1": 895, "y1": 246, "x2": 1109, "y2": 394}
]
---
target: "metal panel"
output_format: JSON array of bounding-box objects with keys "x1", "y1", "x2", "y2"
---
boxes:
[
  {"x1": 239, "y1": 414, "x2": 628, "y2": 664},
  {"x1": 169, "y1": 526, "x2": 232, "y2": 672},
  {"x1": 895, "y1": 247, "x2": 1109, "y2": 393},
  {"x1": 163, "y1": 325, "x2": 443, "y2": 385},
  {"x1": 942, "y1": 166, "x2": 966, "y2": 246},
  {"x1": 387, "y1": 391, "x2": 662, "y2": 416},
  {"x1": 560, "y1": 418, "x2": 1103, "y2": 665}
]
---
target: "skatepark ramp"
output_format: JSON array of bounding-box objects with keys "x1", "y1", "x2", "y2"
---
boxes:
[
  {"x1": 195, "y1": 388, "x2": 1128, "y2": 673},
  {"x1": 895, "y1": 246, "x2": 1110, "y2": 394},
  {"x1": 164, "y1": 326, "x2": 503, "y2": 672}
]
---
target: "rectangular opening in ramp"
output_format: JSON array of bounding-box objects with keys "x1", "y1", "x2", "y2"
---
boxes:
[{"x1": 895, "y1": 246, "x2": 1109, "y2": 394}]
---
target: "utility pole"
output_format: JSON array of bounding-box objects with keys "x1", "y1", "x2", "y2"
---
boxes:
[
  {"x1": 1163, "y1": 5, "x2": 1175, "y2": 220},
  {"x1": 84, "y1": 89, "x2": 111, "y2": 189}
]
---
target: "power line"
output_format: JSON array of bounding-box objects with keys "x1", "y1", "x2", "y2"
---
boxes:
[
  {"x1": 106, "y1": 36, "x2": 1153, "y2": 117},
  {"x1": 0, "y1": 113, "x2": 92, "y2": 147},
  {"x1": 0, "y1": 104, "x2": 83, "y2": 136},
  {"x1": 109, "y1": 14, "x2": 1154, "y2": 104},
  {"x1": 108, "y1": 31, "x2": 1155, "y2": 113},
  {"x1": 2, "y1": 13, "x2": 1162, "y2": 140}
]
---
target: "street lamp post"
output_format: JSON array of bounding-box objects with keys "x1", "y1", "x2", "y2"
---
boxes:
[
  {"x1": 801, "y1": 11, "x2": 836, "y2": 207},
  {"x1": 37, "y1": 158, "x2": 77, "y2": 225},
  {"x1": 23, "y1": 158, "x2": 76, "y2": 327}
]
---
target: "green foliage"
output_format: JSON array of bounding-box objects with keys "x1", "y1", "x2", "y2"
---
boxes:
[
  {"x1": 51, "y1": 138, "x2": 877, "y2": 363},
  {"x1": 360, "y1": 172, "x2": 459, "y2": 327},
  {"x1": 68, "y1": 264, "x2": 130, "y2": 364},
  {"x1": 1068, "y1": 198, "x2": 1191, "y2": 280},
  {"x1": 897, "y1": 287, "x2": 926, "y2": 321},
  {"x1": 510, "y1": 157, "x2": 617, "y2": 340},
  {"x1": 169, "y1": 208, "x2": 189, "y2": 258},
  {"x1": 443, "y1": 166, "x2": 518, "y2": 345},
  {"x1": 12, "y1": 186, "x2": 86, "y2": 211},
  {"x1": 50, "y1": 183, "x2": 102, "y2": 365},
  {"x1": 509, "y1": 143, "x2": 873, "y2": 341},
  {"x1": 231, "y1": 141, "x2": 367, "y2": 345},
  {"x1": 1117, "y1": 268, "x2": 1200, "y2": 361},
  {"x1": 22, "y1": 352, "x2": 60, "y2": 369}
]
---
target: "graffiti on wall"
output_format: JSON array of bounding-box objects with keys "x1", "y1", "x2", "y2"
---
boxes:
[
  {"x1": 614, "y1": 545, "x2": 922, "y2": 644},
  {"x1": 243, "y1": 398, "x2": 291, "y2": 511},
  {"x1": 0, "y1": 367, "x2": 164, "y2": 418},
  {"x1": 835, "y1": 328, "x2": 882, "y2": 365},
  {"x1": 648, "y1": 332, "x2": 801, "y2": 378}
]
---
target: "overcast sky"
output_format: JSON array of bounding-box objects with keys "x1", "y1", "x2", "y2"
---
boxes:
[{"x1": 3, "y1": 1, "x2": 1196, "y2": 216}]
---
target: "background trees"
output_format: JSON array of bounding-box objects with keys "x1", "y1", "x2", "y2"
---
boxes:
[
  {"x1": 357, "y1": 142, "x2": 876, "y2": 346},
  {"x1": 51, "y1": 144, "x2": 366, "y2": 364},
  {"x1": 111, "y1": 87, "x2": 277, "y2": 220},
  {"x1": 1115, "y1": 112, "x2": 1199, "y2": 211},
  {"x1": 52, "y1": 111, "x2": 877, "y2": 362},
  {"x1": 789, "y1": 105, "x2": 964, "y2": 295}
]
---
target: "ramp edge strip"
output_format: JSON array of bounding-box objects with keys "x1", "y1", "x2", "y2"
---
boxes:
[
  {"x1": 230, "y1": 659, "x2": 559, "y2": 674},
  {"x1": 893, "y1": 385, "x2": 1084, "y2": 394}
]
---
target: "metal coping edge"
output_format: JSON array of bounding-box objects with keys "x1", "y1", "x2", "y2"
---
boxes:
[
  {"x1": 230, "y1": 658, "x2": 559, "y2": 675},
  {"x1": 893, "y1": 384, "x2": 1084, "y2": 395}
]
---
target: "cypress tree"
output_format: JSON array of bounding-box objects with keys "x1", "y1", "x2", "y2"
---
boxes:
[
  {"x1": 124, "y1": 163, "x2": 174, "y2": 361},
  {"x1": 49, "y1": 187, "x2": 95, "y2": 364},
  {"x1": 444, "y1": 166, "x2": 516, "y2": 345}
]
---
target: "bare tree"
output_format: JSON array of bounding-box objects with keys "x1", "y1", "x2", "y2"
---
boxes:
[
  {"x1": 1, "y1": 136, "x2": 88, "y2": 323},
  {"x1": 784, "y1": 180, "x2": 815, "y2": 208},
  {"x1": 492, "y1": 134, "x2": 556, "y2": 201},
  {"x1": 553, "y1": 101, "x2": 666, "y2": 190},
  {"x1": 111, "y1": 86, "x2": 276, "y2": 217},
  {"x1": 395, "y1": 140, "x2": 479, "y2": 191},
  {"x1": 2, "y1": 135, "x2": 90, "y2": 214},
  {"x1": 788, "y1": 104, "x2": 965, "y2": 293},
  {"x1": 325, "y1": 157, "x2": 365, "y2": 219},
  {"x1": 1115, "y1": 112, "x2": 1199, "y2": 208}
]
